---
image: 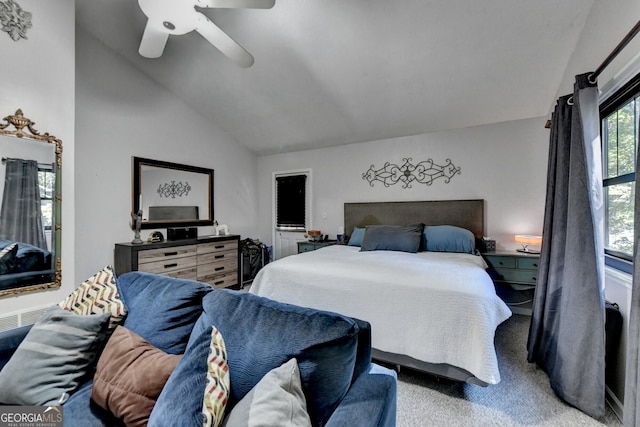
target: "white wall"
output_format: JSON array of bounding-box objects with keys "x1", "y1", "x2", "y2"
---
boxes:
[
  {"x1": 551, "y1": 0, "x2": 640, "y2": 414},
  {"x1": 555, "y1": 1, "x2": 640, "y2": 101},
  {"x1": 74, "y1": 27, "x2": 259, "y2": 284},
  {"x1": 0, "y1": 0, "x2": 75, "y2": 314},
  {"x1": 258, "y1": 117, "x2": 549, "y2": 252}
]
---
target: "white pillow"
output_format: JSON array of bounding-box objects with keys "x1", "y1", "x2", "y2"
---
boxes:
[{"x1": 222, "y1": 358, "x2": 311, "y2": 427}]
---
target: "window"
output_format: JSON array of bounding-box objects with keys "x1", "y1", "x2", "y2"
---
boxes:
[
  {"x1": 275, "y1": 174, "x2": 307, "y2": 231},
  {"x1": 38, "y1": 167, "x2": 54, "y2": 230},
  {"x1": 601, "y1": 72, "x2": 640, "y2": 265}
]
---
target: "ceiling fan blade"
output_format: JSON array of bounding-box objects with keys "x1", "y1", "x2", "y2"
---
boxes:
[
  {"x1": 196, "y1": 15, "x2": 254, "y2": 67},
  {"x1": 197, "y1": 0, "x2": 275, "y2": 9},
  {"x1": 139, "y1": 21, "x2": 170, "y2": 58}
]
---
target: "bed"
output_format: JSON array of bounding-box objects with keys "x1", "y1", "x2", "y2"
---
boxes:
[
  {"x1": 0, "y1": 240, "x2": 53, "y2": 291},
  {"x1": 249, "y1": 200, "x2": 512, "y2": 386}
]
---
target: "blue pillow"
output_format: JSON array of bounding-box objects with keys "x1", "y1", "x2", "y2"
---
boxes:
[
  {"x1": 360, "y1": 224, "x2": 423, "y2": 253},
  {"x1": 151, "y1": 289, "x2": 360, "y2": 427},
  {"x1": 0, "y1": 243, "x2": 17, "y2": 274},
  {"x1": 423, "y1": 225, "x2": 475, "y2": 253},
  {"x1": 0, "y1": 306, "x2": 111, "y2": 406},
  {"x1": 347, "y1": 227, "x2": 365, "y2": 246},
  {"x1": 117, "y1": 272, "x2": 212, "y2": 354}
]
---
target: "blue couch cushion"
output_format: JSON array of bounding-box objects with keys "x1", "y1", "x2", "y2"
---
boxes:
[
  {"x1": 116, "y1": 272, "x2": 212, "y2": 354},
  {"x1": 63, "y1": 380, "x2": 124, "y2": 427},
  {"x1": 151, "y1": 290, "x2": 360, "y2": 427},
  {"x1": 0, "y1": 324, "x2": 31, "y2": 370},
  {"x1": 148, "y1": 323, "x2": 221, "y2": 427},
  {"x1": 325, "y1": 363, "x2": 397, "y2": 427}
]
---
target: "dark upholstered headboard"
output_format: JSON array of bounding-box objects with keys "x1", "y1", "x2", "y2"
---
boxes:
[
  {"x1": 344, "y1": 200, "x2": 485, "y2": 240},
  {"x1": 148, "y1": 206, "x2": 199, "y2": 221}
]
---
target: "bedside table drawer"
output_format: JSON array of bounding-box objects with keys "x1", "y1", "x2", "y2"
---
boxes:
[
  {"x1": 518, "y1": 257, "x2": 540, "y2": 270},
  {"x1": 297, "y1": 241, "x2": 337, "y2": 253},
  {"x1": 484, "y1": 256, "x2": 516, "y2": 269},
  {"x1": 298, "y1": 244, "x2": 315, "y2": 253},
  {"x1": 495, "y1": 269, "x2": 538, "y2": 284}
]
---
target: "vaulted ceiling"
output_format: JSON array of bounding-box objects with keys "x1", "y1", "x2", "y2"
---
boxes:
[{"x1": 75, "y1": 0, "x2": 594, "y2": 155}]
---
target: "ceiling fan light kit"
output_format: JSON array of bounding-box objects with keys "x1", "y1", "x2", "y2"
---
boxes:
[{"x1": 137, "y1": 0, "x2": 275, "y2": 67}]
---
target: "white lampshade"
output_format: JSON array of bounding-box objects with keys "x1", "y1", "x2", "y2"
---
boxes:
[
  {"x1": 515, "y1": 235, "x2": 542, "y2": 253},
  {"x1": 515, "y1": 235, "x2": 542, "y2": 245}
]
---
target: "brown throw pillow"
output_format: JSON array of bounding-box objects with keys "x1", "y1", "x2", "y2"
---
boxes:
[{"x1": 91, "y1": 326, "x2": 182, "y2": 427}]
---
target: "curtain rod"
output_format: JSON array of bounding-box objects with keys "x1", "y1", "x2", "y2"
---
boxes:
[
  {"x1": 590, "y1": 19, "x2": 640, "y2": 83},
  {"x1": 545, "y1": 19, "x2": 640, "y2": 129},
  {"x1": 1, "y1": 157, "x2": 53, "y2": 168}
]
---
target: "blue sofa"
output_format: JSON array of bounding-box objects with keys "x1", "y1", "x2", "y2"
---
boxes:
[{"x1": 0, "y1": 271, "x2": 397, "y2": 426}]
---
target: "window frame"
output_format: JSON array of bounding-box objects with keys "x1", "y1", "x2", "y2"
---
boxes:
[
  {"x1": 600, "y1": 71, "x2": 640, "y2": 272},
  {"x1": 38, "y1": 165, "x2": 54, "y2": 231}
]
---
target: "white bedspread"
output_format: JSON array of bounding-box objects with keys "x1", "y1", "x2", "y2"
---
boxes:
[{"x1": 249, "y1": 245, "x2": 512, "y2": 384}]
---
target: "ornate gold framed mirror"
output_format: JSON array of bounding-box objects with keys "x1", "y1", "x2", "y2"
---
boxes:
[{"x1": 0, "y1": 109, "x2": 62, "y2": 297}]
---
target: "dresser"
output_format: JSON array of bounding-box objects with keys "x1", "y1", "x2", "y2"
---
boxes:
[
  {"x1": 297, "y1": 240, "x2": 337, "y2": 253},
  {"x1": 482, "y1": 250, "x2": 540, "y2": 315},
  {"x1": 115, "y1": 234, "x2": 240, "y2": 289}
]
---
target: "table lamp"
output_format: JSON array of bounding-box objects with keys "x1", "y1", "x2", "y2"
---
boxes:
[{"x1": 515, "y1": 235, "x2": 542, "y2": 254}]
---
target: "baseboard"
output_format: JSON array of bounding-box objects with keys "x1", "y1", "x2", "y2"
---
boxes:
[{"x1": 606, "y1": 384, "x2": 624, "y2": 423}]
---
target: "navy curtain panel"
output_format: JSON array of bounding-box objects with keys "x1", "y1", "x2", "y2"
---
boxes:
[
  {"x1": 0, "y1": 158, "x2": 47, "y2": 250},
  {"x1": 527, "y1": 73, "x2": 606, "y2": 419}
]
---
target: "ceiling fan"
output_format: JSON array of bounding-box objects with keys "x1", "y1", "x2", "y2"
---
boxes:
[{"x1": 137, "y1": 0, "x2": 275, "y2": 68}]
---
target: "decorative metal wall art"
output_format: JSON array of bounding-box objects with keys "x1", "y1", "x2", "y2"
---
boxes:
[
  {"x1": 157, "y1": 181, "x2": 191, "y2": 198},
  {"x1": 0, "y1": 0, "x2": 31, "y2": 41},
  {"x1": 363, "y1": 157, "x2": 461, "y2": 188}
]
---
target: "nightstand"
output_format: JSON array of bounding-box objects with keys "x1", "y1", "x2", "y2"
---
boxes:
[
  {"x1": 483, "y1": 250, "x2": 540, "y2": 315},
  {"x1": 297, "y1": 240, "x2": 337, "y2": 253}
]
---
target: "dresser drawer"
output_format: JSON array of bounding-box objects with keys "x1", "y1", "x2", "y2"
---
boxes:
[
  {"x1": 138, "y1": 255, "x2": 198, "y2": 275},
  {"x1": 198, "y1": 249, "x2": 237, "y2": 265},
  {"x1": 200, "y1": 271, "x2": 237, "y2": 289},
  {"x1": 198, "y1": 241, "x2": 238, "y2": 255},
  {"x1": 198, "y1": 258, "x2": 238, "y2": 281},
  {"x1": 164, "y1": 267, "x2": 198, "y2": 281},
  {"x1": 138, "y1": 245, "x2": 197, "y2": 263}
]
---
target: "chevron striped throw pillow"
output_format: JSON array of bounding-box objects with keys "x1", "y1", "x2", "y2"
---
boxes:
[
  {"x1": 59, "y1": 265, "x2": 127, "y2": 332},
  {"x1": 202, "y1": 326, "x2": 230, "y2": 427}
]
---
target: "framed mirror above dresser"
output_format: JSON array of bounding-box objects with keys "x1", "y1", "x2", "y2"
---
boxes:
[
  {"x1": 0, "y1": 109, "x2": 62, "y2": 297},
  {"x1": 132, "y1": 157, "x2": 214, "y2": 230}
]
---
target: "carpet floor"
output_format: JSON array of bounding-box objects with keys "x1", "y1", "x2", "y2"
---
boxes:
[{"x1": 395, "y1": 314, "x2": 623, "y2": 427}]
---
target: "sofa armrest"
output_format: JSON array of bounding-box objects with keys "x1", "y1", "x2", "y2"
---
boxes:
[
  {"x1": 325, "y1": 363, "x2": 397, "y2": 427},
  {"x1": 0, "y1": 325, "x2": 32, "y2": 370}
]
